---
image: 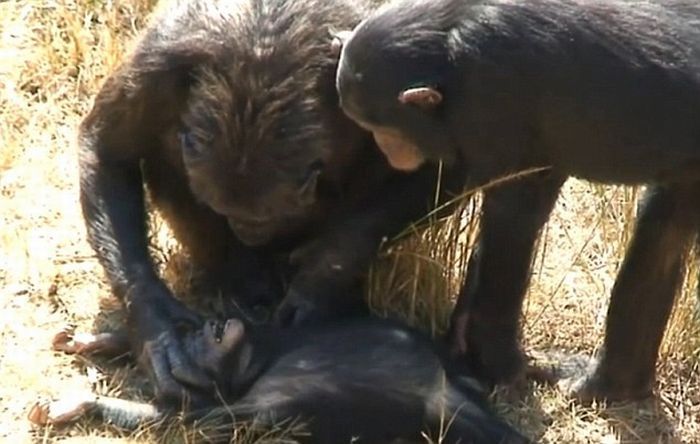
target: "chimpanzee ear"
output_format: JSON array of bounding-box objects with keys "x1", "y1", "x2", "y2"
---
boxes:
[
  {"x1": 330, "y1": 30, "x2": 353, "y2": 55},
  {"x1": 398, "y1": 87, "x2": 443, "y2": 110}
]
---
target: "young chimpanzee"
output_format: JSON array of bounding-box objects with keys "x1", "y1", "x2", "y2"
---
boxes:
[
  {"x1": 335, "y1": 0, "x2": 700, "y2": 402},
  {"x1": 30, "y1": 318, "x2": 528, "y2": 443},
  {"x1": 79, "y1": 0, "x2": 463, "y2": 404}
]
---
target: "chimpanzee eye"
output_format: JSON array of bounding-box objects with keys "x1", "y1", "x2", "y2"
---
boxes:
[{"x1": 178, "y1": 130, "x2": 206, "y2": 158}]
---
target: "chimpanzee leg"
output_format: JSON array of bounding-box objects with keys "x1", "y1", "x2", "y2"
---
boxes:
[
  {"x1": 565, "y1": 184, "x2": 698, "y2": 402},
  {"x1": 425, "y1": 382, "x2": 530, "y2": 444},
  {"x1": 449, "y1": 172, "x2": 565, "y2": 384}
]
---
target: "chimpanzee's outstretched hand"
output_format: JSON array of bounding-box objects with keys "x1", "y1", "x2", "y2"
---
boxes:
[
  {"x1": 126, "y1": 281, "x2": 212, "y2": 403},
  {"x1": 275, "y1": 287, "x2": 347, "y2": 326},
  {"x1": 274, "y1": 235, "x2": 368, "y2": 326}
]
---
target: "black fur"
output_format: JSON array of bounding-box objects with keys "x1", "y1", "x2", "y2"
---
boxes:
[
  {"x1": 49, "y1": 318, "x2": 529, "y2": 443},
  {"x1": 337, "y1": 0, "x2": 700, "y2": 401}
]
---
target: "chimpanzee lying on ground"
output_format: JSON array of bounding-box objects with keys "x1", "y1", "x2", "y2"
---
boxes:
[
  {"x1": 79, "y1": 0, "x2": 462, "y2": 403},
  {"x1": 335, "y1": 0, "x2": 700, "y2": 401},
  {"x1": 29, "y1": 318, "x2": 528, "y2": 444}
]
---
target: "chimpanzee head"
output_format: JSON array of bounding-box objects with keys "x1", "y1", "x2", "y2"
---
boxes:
[
  {"x1": 334, "y1": 0, "x2": 465, "y2": 171},
  {"x1": 180, "y1": 37, "x2": 364, "y2": 246},
  {"x1": 182, "y1": 318, "x2": 247, "y2": 390}
]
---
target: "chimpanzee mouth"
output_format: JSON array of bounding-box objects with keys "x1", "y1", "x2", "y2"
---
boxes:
[
  {"x1": 209, "y1": 318, "x2": 246, "y2": 350},
  {"x1": 208, "y1": 319, "x2": 239, "y2": 343},
  {"x1": 228, "y1": 221, "x2": 275, "y2": 246}
]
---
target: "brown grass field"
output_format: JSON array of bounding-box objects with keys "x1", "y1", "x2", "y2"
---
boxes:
[{"x1": 2, "y1": 0, "x2": 700, "y2": 442}]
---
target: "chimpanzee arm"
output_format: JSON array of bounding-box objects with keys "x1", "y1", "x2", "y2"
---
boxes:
[
  {"x1": 78, "y1": 41, "x2": 216, "y2": 401},
  {"x1": 276, "y1": 163, "x2": 460, "y2": 325}
]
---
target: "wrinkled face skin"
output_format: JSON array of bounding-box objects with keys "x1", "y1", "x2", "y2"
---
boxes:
[
  {"x1": 181, "y1": 318, "x2": 249, "y2": 397},
  {"x1": 178, "y1": 115, "x2": 328, "y2": 247},
  {"x1": 183, "y1": 318, "x2": 246, "y2": 375}
]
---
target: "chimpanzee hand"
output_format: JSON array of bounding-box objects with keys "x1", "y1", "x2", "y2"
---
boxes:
[
  {"x1": 275, "y1": 288, "x2": 332, "y2": 325},
  {"x1": 275, "y1": 286, "x2": 367, "y2": 326},
  {"x1": 126, "y1": 281, "x2": 212, "y2": 403},
  {"x1": 274, "y1": 237, "x2": 368, "y2": 326}
]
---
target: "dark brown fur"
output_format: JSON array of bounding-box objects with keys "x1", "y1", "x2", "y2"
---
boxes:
[{"x1": 79, "y1": 0, "x2": 459, "y2": 403}]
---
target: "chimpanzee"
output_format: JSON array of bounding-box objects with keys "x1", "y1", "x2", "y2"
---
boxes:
[
  {"x1": 30, "y1": 318, "x2": 528, "y2": 444},
  {"x1": 334, "y1": 0, "x2": 700, "y2": 402},
  {"x1": 79, "y1": 0, "x2": 463, "y2": 404}
]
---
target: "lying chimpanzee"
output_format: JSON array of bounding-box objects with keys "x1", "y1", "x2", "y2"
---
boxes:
[
  {"x1": 335, "y1": 0, "x2": 700, "y2": 402},
  {"x1": 30, "y1": 318, "x2": 528, "y2": 443}
]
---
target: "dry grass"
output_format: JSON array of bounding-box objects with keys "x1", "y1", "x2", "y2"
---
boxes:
[{"x1": 1, "y1": 0, "x2": 699, "y2": 442}]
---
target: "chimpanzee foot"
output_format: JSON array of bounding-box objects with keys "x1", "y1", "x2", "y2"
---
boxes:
[
  {"x1": 561, "y1": 370, "x2": 654, "y2": 404},
  {"x1": 450, "y1": 314, "x2": 526, "y2": 386},
  {"x1": 28, "y1": 392, "x2": 97, "y2": 426},
  {"x1": 526, "y1": 351, "x2": 654, "y2": 403},
  {"x1": 29, "y1": 393, "x2": 161, "y2": 429},
  {"x1": 469, "y1": 344, "x2": 526, "y2": 388},
  {"x1": 52, "y1": 330, "x2": 131, "y2": 358}
]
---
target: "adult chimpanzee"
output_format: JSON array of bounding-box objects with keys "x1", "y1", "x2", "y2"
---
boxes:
[
  {"x1": 79, "y1": 0, "x2": 459, "y2": 404},
  {"x1": 334, "y1": 0, "x2": 700, "y2": 402},
  {"x1": 30, "y1": 318, "x2": 528, "y2": 444}
]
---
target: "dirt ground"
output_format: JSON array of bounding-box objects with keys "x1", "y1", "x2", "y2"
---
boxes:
[{"x1": 1, "y1": 1, "x2": 700, "y2": 442}]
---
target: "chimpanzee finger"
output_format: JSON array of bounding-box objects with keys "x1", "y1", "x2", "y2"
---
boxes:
[
  {"x1": 273, "y1": 301, "x2": 296, "y2": 326},
  {"x1": 168, "y1": 345, "x2": 212, "y2": 390},
  {"x1": 274, "y1": 295, "x2": 312, "y2": 326},
  {"x1": 293, "y1": 303, "x2": 321, "y2": 325},
  {"x1": 148, "y1": 347, "x2": 186, "y2": 404},
  {"x1": 275, "y1": 297, "x2": 319, "y2": 326}
]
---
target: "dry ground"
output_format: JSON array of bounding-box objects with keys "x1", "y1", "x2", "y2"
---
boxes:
[{"x1": 1, "y1": 0, "x2": 700, "y2": 442}]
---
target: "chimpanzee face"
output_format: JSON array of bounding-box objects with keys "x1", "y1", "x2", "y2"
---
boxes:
[
  {"x1": 181, "y1": 318, "x2": 246, "y2": 393},
  {"x1": 179, "y1": 123, "x2": 327, "y2": 246},
  {"x1": 333, "y1": 20, "x2": 454, "y2": 171},
  {"x1": 183, "y1": 318, "x2": 245, "y2": 372},
  {"x1": 179, "y1": 69, "x2": 332, "y2": 246}
]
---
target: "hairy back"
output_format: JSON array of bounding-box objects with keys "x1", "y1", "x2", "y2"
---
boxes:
[{"x1": 453, "y1": 0, "x2": 700, "y2": 75}]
